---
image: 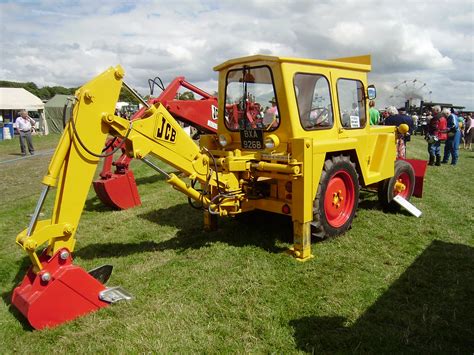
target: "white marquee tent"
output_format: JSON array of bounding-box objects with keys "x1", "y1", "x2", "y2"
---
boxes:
[
  {"x1": 0, "y1": 88, "x2": 44, "y2": 110},
  {"x1": 0, "y1": 88, "x2": 48, "y2": 134}
]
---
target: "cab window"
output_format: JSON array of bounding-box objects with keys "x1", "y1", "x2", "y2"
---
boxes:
[
  {"x1": 337, "y1": 79, "x2": 366, "y2": 129},
  {"x1": 224, "y1": 66, "x2": 279, "y2": 131},
  {"x1": 294, "y1": 73, "x2": 333, "y2": 130}
]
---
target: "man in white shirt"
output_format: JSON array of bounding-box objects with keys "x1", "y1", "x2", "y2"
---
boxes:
[{"x1": 13, "y1": 110, "x2": 35, "y2": 156}]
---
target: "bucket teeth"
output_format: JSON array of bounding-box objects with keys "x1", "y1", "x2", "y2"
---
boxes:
[{"x1": 88, "y1": 264, "x2": 113, "y2": 284}]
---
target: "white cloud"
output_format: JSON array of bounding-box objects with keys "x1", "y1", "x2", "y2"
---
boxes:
[
  {"x1": 0, "y1": 0, "x2": 472, "y2": 109},
  {"x1": 397, "y1": 24, "x2": 453, "y2": 70},
  {"x1": 330, "y1": 22, "x2": 366, "y2": 46}
]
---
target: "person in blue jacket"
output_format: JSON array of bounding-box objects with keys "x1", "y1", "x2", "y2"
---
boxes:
[{"x1": 441, "y1": 108, "x2": 461, "y2": 165}]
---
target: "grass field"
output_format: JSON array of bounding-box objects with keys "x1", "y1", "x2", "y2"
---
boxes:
[{"x1": 0, "y1": 133, "x2": 473, "y2": 353}]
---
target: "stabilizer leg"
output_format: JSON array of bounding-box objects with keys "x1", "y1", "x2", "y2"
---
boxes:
[
  {"x1": 288, "y1": 221, "x2": 314, "y2": 261},
  {"x1": 203, "y1": 211, "x2": 218, "y2": 231}
]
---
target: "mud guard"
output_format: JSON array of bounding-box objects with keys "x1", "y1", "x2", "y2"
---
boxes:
[{"x1": 403, "y1": 159, "x2": 427, "y2": 198}]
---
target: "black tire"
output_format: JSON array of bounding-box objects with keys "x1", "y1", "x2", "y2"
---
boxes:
[
  {"x1": 378, "y1": 160, "x2": 415, "y2": 210},
  {"x1": 311, "y1": 155, "x2": 360, "y2": 238}
]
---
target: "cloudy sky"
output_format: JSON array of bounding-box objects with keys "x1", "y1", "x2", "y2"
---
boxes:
[{"x1": 1, "y1": 0, "x2": 473, "y2": 109}]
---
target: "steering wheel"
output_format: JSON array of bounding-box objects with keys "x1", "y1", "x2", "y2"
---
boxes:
[{"x1": 307, "y1": 107, "x2": 329, "y2": 128}]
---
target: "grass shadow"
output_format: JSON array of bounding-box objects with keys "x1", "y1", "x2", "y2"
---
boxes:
[
  {"x1": 76, "y1": 203, "x2": 291, "y2": 259},
  {"x1": 140, "y1": 203, "x2": 292, "y2": 252},
  {"x1": 290, "y1": 240, "x2": 474, "y2": 353},
  {"x1": 358, "y1": 190, "x2": 380, "y2": 211},
  {"x1": 75, "y1": 240, "x2": 162, "y2": 260},
  {"x1": 1, "y1": 257, "x2": 35, "y2": 331},
  {"x1": 133, "y1": 169, "x2": 191, "y2": 185},
  {"x1": 358, "y1": 190, "x2": 417, "y2": 216},
  {"x1": 357, "y1": 199, "x2": 380, "y2": 211},
  {"x1": 84, "y1": 195, "x2": 115, "y2": 212},
  {"x1": 134, "y1": 173, "x2": 167, "y2": 185}
]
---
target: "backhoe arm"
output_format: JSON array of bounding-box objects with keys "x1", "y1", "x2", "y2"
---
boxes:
[
  {"x1": 105, "y1": 103, "x2": 237, "y2": 188},
  {"x1": 16, "y1": 65, "x2": 124, "y2": 272},
  {"x1": 12, "y1": 65, "x2": 244, "y2": 329},
  {"x1": 16, "y1": 65, "x2": 240, "y2": 274}
]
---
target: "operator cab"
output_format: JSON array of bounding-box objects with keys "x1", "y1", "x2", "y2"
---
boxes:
[{"x1": 215, "y1": 54, "x2": 378, "y2": 152}]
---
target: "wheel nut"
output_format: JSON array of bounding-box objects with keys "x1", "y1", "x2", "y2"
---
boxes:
[
  {"x1": 41, "y1": 272, "x2": 51, "y2": 282},
  {"x1": 60, "y1": 251, "x2": 70, "y2": 260}
]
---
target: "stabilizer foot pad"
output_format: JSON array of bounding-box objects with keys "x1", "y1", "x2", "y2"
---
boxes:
[{"x1": 88, "y1": 264, "x2": 113, "y2": 284}]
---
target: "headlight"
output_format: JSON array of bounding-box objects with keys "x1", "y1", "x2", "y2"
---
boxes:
[
  {"x1": 264, "y1": 134, "x2": 280, "y2": 150},
  {"x1": 219, "y1": 133, "x2": 231, "y2": 147}
]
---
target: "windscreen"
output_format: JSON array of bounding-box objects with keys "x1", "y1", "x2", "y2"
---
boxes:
[{"x1": 224, "y1": 66, "x2": 279, "y2": 132}]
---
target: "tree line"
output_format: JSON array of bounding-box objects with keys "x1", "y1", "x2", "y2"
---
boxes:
[
  {"x1": 0, "y1": 80, "x2": 210, "y2": 104},
  {"x1": 0, "y1": 80, "x2": 77, "y2": 100},
  {"x1": 0, "y1": 80, "x2": 140, "y2": 104}
]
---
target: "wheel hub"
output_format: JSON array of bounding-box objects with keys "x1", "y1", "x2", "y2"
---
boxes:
[
  {"x1": 332, "y1": 189, "x2": 344, "y2": 208},
  {"x1": 394, "y1": 179, "x2": 406, "y2": 194}
]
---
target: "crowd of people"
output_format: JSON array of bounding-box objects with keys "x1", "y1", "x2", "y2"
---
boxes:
[
  {"x1": 368, "y1": 101, "x2": 473, "y2": 165},
  {"x1": 425, "y1": 105, "x2": 472, "y2": 166}
]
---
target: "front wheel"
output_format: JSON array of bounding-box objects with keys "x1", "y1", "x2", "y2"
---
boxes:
[
  {"x1": 378, "y1": 160, "x2": 415, "y2": 210},
  {"x1": 312, "y1": 155, "x2": 359, "y2": 238}
]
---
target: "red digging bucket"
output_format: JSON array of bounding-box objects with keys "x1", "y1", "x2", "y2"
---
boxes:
[
  {"x1": 93, "y1": 170, "x2": 141, "y2": 210},
  {"x1": 12, "y1": 249, "x2": 110, "y2": 330}
]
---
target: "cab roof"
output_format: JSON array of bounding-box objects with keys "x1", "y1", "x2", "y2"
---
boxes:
[{"x1": 213, "y1": 54, "x2": 371, "y2": 72}]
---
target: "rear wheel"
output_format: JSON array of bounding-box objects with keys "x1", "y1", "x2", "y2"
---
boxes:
[
  {"x1": 312, "y1": 155, "x2": 359, "y2": 238},
  {"x1": 378, "y1": 160, "x2": 415, "y2": 210}
]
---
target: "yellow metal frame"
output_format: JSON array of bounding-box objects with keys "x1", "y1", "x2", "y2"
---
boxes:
[
  {"x1": 213, "y1": 54, "x2": 397, "y2": 260},
  {"x1": 16, "y1": 54, "x2": 399, "y2": 271}
]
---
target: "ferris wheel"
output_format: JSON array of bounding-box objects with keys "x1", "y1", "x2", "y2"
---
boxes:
[{"x1": 388, "y1": 79, "x2": 432, "y2": 107}]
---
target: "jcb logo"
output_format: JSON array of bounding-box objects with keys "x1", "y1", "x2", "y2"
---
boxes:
[
  {"x1": 211, "y1": 105, "x2": 218, "y2": 120},
  {"x1": 156, "y1": 116, "x2": 176, "y2": 143}
]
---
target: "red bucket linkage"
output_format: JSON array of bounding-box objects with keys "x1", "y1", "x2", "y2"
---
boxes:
[{"x1": 93, "y1": 138, "x2": 141, "y2": 210}]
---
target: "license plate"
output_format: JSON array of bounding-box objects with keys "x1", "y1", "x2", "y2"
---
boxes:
[{"x1": 240, "y1": 129, "x2": 264, "y2": 150}]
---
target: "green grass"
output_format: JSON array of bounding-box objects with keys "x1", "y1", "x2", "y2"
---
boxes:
[{"x1": 0, "y1": 134, "x2": 473, "y2": 353}]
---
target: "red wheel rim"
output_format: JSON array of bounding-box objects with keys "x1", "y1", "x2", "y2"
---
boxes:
[
  {"x1": 394, "y1": 172, "x2": 411, "y2": 199},
  {"x1": 324, "y1": 170, "x2": 355, "y2": 228}
]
